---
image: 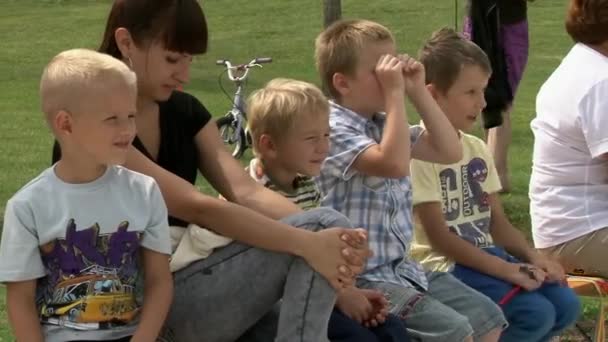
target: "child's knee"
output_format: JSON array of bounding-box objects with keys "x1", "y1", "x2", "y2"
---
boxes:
[
  {"x1": 305, "y1": 206, "x2": 351, "y2": 228},
  {"x1": 552, "y1": 287, "x2": 581, "y2": 329},
  {"x1": 505, "y1": 295, "x2": 556, "y2": 339},
  {"x1": 432, "y1": 314, "x2": 474, "y2": 342}
]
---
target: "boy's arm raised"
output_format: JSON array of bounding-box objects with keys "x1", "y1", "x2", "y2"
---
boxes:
[
  {"x1": 352, "y1": 55, "x2": 410, "y2": 178},
  {"x1": 404, "y1": 58, "x2": 462, "y2": 164},
  {"x1": 410, "y1": 91, "x2": 463, "y2": 164},
  {"x1": 6, "y1": 280, "x2": 44, "y2": 342}
]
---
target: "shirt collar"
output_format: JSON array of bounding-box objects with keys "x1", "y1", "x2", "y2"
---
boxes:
[{"x1": 330, "y1": 101, "x2": 386, "y2": 132}]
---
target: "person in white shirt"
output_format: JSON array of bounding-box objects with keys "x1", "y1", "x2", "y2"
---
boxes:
[{"x1": 530, "y1": 0, "x2": 608, "y2": 278}]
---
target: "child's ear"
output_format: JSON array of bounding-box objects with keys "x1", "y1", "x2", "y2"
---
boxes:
[
  {"x1": 332, "y1": 72, "x2": 350, "y2": 97},
  {"x1": 114, "y1": 28, "x2": 135, "y2": 60},
  {"x1": 258, "y1": 134, "x2": 278, "y2": 157},
  {"x1": 54, "y1": 110, "x2": 73, "y2": 136},
  {"x1": 426, "y1": 83, "x2": 439, "y2": 100}
]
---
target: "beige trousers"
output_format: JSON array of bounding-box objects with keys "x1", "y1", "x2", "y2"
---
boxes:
[{"x1": 540, "y1": 227, "x2": 608, "y2": 278}]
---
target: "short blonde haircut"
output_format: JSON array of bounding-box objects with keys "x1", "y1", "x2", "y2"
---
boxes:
[
  {"x1": 247, "y1": 78, "x2": 329, "y2": 155},
  {"x1": 315, "y1": 19, "x2": 394, "y2": 99},
  {"x1": 40, "y1": 48, "x2": 137, "y2": 122}
]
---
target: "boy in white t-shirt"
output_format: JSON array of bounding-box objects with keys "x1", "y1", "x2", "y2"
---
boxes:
[{"x1": 0, "y1": 49, "x2": 173, "y2": 342}]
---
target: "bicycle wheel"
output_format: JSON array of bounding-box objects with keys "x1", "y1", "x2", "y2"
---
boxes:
[{"x1": 217, "y1": 115, "x2": 247, "y2": 159}]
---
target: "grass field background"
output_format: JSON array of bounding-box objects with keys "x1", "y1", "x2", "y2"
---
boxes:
[{"x1": 0, "y1": 0, "x2": 583, "y2": 340}]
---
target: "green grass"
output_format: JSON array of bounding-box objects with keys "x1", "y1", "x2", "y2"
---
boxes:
[
  {"x1": 0, "y1": 0, "x2": 586, "y2": 340},
  {"x1": 0, "y1": 286, "x2": 7, "y2": 340}
]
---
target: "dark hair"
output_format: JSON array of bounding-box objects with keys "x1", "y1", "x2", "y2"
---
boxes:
[
  {"x1": 419, "y1": 27, "x2": 492, "y2": 93},
  {"x1": 99, "y1": 0, "x2": 208, "y2": 59},
  {"x1": 565, "y1": 0, "x2": 608, "y2": 44}
]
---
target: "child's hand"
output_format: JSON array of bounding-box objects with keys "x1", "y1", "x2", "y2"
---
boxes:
[
  {"x1": 375, "y1": 54, "x2": 406, "y2": 99},
  {"x1": 360, "y1": 289, "x2": 389, "y2": 328},
  {"x1": 508, "y1": 263, "x2": 546, "y2": 291},
  {"x1": 530, "y1": 254, "x2": 566, "y2": 284},
  {"x1": 302, "y1": 228, "x2": 371, "y2": 289},
  {"x1": 399, "y1": 54, "x2": 426, "y2": 97},
  {"x1": 336, "y1": 287, "x2": 374, "y2": 323}
]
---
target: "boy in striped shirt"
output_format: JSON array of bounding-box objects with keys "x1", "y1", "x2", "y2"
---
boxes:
[{"x1": 246, "y1": 78, "x2": 410, "y2": 341}]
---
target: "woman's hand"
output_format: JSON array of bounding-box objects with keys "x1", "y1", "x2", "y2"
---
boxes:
[{"x1": 301, "y1": 228, "x2": 371, "y2": 289}]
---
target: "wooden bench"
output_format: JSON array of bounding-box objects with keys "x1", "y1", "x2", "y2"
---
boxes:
[{"x1": 567, "y1": 275, "x2": 608, "y2": 341}]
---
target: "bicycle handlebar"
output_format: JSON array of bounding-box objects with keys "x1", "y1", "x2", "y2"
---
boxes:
[
  {"x1": 216, "y1": 57, "x2": 272, "y2": 82},
  {"x1": 254, "y1": 57, "x2": 272, "y2": 64}
]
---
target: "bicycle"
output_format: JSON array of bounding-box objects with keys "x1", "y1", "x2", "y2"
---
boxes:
[{"x1": 215, "y1": 57, "x2": 272, "y2": 158}]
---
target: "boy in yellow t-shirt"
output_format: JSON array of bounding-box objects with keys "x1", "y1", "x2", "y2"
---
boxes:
[{"x1": 410, "y1": 28, "x2": 580, "y2": 342}]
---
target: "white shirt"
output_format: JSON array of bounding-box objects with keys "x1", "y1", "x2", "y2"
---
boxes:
[{"x1": 530, "y1": 43, "x2": 608, "y2": 248}]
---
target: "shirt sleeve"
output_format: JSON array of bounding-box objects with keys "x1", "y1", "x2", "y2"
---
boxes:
[
  {"x1": 140, "y1": 182, "x2": 171, "y2": 255},
  {"x1": 323, "y1": 121, "x2": 376, "y2": 181},
  {"x1": 579, "y1": 80, "x2": 608, "y2": 158},
  {"x1": 0, "y1": 198, "x2": 45, "y2": 282},
  {"x1": 411, "y1": 159, "x2": 442, "y2": 205},
  {"x1": 410, "y1": 125, "x2": 425, "y2": 147}
]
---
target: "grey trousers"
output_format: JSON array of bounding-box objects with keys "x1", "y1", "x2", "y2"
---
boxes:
[{"x1": 165, "y1": 208, "x2": 351, "y2": 342}]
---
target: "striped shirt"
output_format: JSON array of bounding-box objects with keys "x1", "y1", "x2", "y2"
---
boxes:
[
  {"x1": 247, "y1": 158, "x2": 320, "y2": 210},
  {"x1": 315, "y1": 101, "x2": 428, "y2": 290}
]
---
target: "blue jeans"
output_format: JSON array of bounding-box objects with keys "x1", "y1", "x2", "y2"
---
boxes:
[
  {"x1": 328, "y1": 309, "x2": 410, "y2": 342},
  {"x1": 452, "y1": 247, "x2": 581, "y2": 342}
]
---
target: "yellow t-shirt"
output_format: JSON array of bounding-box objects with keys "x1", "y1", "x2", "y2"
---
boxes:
[{"x1": 410, "y1": 132, "x2": 502, "y2": 272}]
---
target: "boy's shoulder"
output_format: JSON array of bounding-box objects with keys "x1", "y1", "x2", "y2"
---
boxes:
[
  {"x1": 9, "y1": 167, "x2": 56, "y2": 206},
  {"x1": 460, "y1": 132, "x2": 491, "y2": 156},
  {"x1": 112, "y1": 165, "x2": 158, "y2": 191},
  {"x1": 329, "y1": 101, "x2": 376, "y2": 131},
  {"x1": 10, "y1": 166, "x2": 158, "y2": 207}
]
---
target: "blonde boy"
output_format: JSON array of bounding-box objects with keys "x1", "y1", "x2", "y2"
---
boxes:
[
  {"x1": 0, "y1": 49, "x2": 172, "y2": 342},
  {"x1": 247, "y1": 78, "x2": 410, "y2": 341},
  {"x1": 247, "y1": 78, "x2": 330, "y2": 209},
  {"x1": 315, "y1": 20, "x2": 507, "y2": 341}
]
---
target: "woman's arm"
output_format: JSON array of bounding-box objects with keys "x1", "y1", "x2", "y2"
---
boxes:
[
  {"x1": 126, "y1": 145, "x2": 307, "y2": 254},
  {"x1": 124, "y1": 140, "x2": 368, "y2": 288},
  {"x1": 195, "y1": 122, "x2": 301, "y2": 220}
]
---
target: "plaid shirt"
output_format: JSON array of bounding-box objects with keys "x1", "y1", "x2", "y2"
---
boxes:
[{"x1": 316, "y1": 102, "x2": 428, "y2": 290}]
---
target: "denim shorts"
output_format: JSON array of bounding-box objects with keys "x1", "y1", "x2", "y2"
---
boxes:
[{"x1": 359, "y1": 271, "x2": 507, "y2": 342}]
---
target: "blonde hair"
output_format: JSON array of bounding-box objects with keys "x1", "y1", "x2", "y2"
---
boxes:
[
  {"x1": 315, "y1": 19, "x2": 394, "y2": 99},
  {"x1": 247, "y1": 78, "x2": 329, "y2": 155},
  {"x1": 40, "y1": 48, "x2": 137, "y2": 122}
]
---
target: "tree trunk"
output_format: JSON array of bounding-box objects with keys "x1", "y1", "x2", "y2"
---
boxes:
[{"x1": 323, "y1": 0, "x2": 342, "y2": 28}]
